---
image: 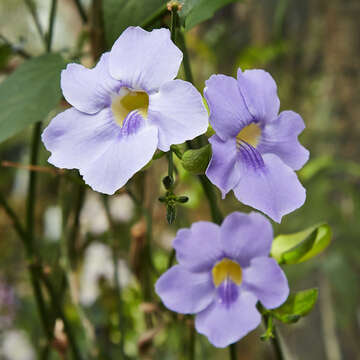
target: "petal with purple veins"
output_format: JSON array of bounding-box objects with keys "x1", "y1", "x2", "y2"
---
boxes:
[
  {"x1": 80, "y1": 111, "x2": 158, "y2": 195},
  {"x1": 148, "y1": 79, "x2": 208, "y2": 151},
  {"x1": 155, "y1": 265, "x2": 215, "y2": 314},
  {"x1": 109, "y1": 27, "x2": 182, "y2": 93},
  {"x1": 233, "y1": 151, "x2": 306, "y2": 223},
  {"x1": 242, "y1": 257, "x2": 289, "y2": 309}
]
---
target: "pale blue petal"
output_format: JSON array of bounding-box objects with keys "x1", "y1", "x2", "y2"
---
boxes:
[{"x1": 148, "y1": 79, "x2": 208, "y2": 151}]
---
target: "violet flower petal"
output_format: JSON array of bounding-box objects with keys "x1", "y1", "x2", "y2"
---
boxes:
[
  {"x1": 195, "y1": 291, "x2": 260, "y2": 348},
  {"x1": 233, "y1": 153, "x2": 306, "y2": 223},
  {"x1": 257, "y1": 110, "x2": 310, "y2": 170},
  {"x1": 204, "y1": 74, "x2": 252, "y2": 141},
  {"x1": 148, "y1": 79, "x2": 208, "y2": 151},
  {"x1": 220, "y1": 212, "x2": 273, "y2": 266},
  {"x1": 173, "y1": 222, "x2": 223, "y2": 273},
  {"x1": 61, "y1": 53, "x2": 120, "y2": 114},
  {"x1": 155, "y1": 265, "x2": 215, "y2": 314},
  {"x1": 109, "y1": 27, "x2": 182, "y2": 93},
  {"x1": 243, "y1": 256, "x2": 289, "y2": 309},
  {"x1": 237, "y1": 68, "x2": 280, "y2": 123}
]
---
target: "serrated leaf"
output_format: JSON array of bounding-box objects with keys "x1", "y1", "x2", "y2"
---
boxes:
[
  {"x1": 103, "y1": 0, "x2": 166, "y2": 46},
  {"x1": 180, "y1": 0, "x2": 242, "y2": 31},
  {"x1": 182, "y1": 144, "x2": 211, "y2": 175},
  {"x1": 272, "y1": 288, "x2": 318, "y2": 324},
  {"x1": 271, "y1": 223, "x2": 332, "y2": 265},
  {"x1": 0, "y1": 54, "x2": 66, "y2": 143}
]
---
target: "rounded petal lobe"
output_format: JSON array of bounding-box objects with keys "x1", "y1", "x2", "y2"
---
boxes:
[
  {"x1": 233, "y1": 153, "x2": 306, "y2": 223},
  {"x1": 109, "y1": 27, "x2": 182, "y2": 92},
  {"x1": 243, "y1": 257, "x2": 289, "y2": 309},
  {"x1": 61, "y1": 53, "x2": 120, "y2": 114},
  {"x1": 195, "y1": 291, "x2": 261, "y2": 348},
  {"x1": 42, "y1": 107, "x2": 119, "y2": 170},
  {"x1": 155, "y1": 265, "x2": 215, "y2": 314},
  {"x1": 220, "y1": 212, "x2": 273, "y2": 266},
  {"x1": 173, "y1": 221, "x2": 222, "y2": 272},
  {"x1": 206, "y1": 135, "x2": 241, "y2": 198},
  {"x1": 80, "y1": 113, "x2": 158, "y2": 194},
  {"x1": 204, "y1": 74, "x2": 252, "y2": 140},
  {"x1": 237, "y1": 68, "x2": 280, "y2": 123},
  {"x1": 148, "y1": 79, "x2": 208, "y2": 151},
  {"x1": 257, "y1": 110, "x2": 309, "y2": 170}
]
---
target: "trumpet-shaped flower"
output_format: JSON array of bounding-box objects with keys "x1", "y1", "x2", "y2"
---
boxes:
[
  {"x1": 205, "y1": 69, "x2": 309, "y2": 222},
  {"x1": 42, "y1": 27, "x2": 208, "y2": 194},
  {"x1": 155, "y1": 212, "x2": 289, "y2": 348}
]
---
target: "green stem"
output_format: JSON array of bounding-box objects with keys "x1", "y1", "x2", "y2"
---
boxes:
[
  {"x1": 263, "y1": 313, "x2": 285, "y2": 360},
  {"x1": 26, "y1": 122, "x2": 53, "y2": 343},
  {"x1": 197, "y1": 175, "x2": 223, "y2": 225},
  {"x1": 177, "y1": 31, "x2": 194, "y2": 84},
  {"x1": 46, "y1": 0, "x2": 58, "y2": 52},
  {"x1": 140, "y1": 4, "x2": 168, "y2": 30},
  {"x1": 0, "y1": 193, "x2": 27, "y2": 242},
  {"x1": 229, "y1": 344, "x2": 237, "y2": 360},
  {"x1": 167, "y1": 150, "x2": 174, "y2": 180},
  {"x1": 0, "y1": 34, "x2": 31, "y2": 59},
  {"x1": 270, "y1": 326, "x2": 285, "y2": 360},
  {"x1": 73, "y1": 0, "x2": 88, "y2": 24},
  {"x1": 189, "y1": 322, "x2": 196, "y2": 360}
]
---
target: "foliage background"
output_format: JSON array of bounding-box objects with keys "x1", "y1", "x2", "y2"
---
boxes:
[{"x1": 0, "y1": 0, "x2": 359, "y2": 359}]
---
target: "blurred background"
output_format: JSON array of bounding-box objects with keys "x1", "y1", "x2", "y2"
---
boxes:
[{"x1": 0, "y1": 0, "x2": 359, "y2": 359}]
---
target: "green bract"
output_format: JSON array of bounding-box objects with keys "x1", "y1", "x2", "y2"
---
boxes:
[
  {"x1": 272, "y1": 288, "x2": 319, "y2": 324},
  {"x1": 181, "y1": 144, "x2": 211, "y2": 174}
]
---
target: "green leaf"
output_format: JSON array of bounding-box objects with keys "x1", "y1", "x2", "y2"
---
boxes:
[
  {"x1": 103, "y1": 0, "x2": 166, "y2": 46},
  {"x1": 271, "y1": 223, "x2": 332, "y2": 265},
  {"x1": 180, "y1": 0, "x2": 242, "y2": 31},
  {"x1": 0, "y1": 44, "x2": 12, "y2": 69},
  {"x1": 272, "y1": 288, "x2": 318, "y2": 324},
  {"x1": 0, "y1": 54, "x2": 66, "y2": 144},
  {"x1": 181, "y1": 144, "x2": 211, "y2": 175}
]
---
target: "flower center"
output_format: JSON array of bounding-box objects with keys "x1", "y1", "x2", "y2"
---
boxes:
[
  {"x1": 212, "y1": 258, "x2": 242, "y2": 287},
  {"x1": 111, "y1": 88, "x2": 149, "y2": 127},
  {"x1": 236, "y1": 123, "x2": 261, "y2": 147}
]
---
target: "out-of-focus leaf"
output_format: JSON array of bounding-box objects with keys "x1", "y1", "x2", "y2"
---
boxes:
[
  {"x1": 272, "y1": 288, "x2": 318, "y2": 323},
  {"x1": 0, "y1": 54, "x2": 66, "y2": 143},
  {"x1": 236, "y1": 42, "x2": 288, "y2": 70},
  {"x1": 0, "y1": 44, "x2": 12, "y2": 69},
  {"x1": 181, "y1": 144, "x2": 211, "y2": 174},
  {"x1": 299, "y1": 156, "x2": 360, "y2": 181},
  {"x1": 103, "y1": 0, "x2": 166, "y2": 46},
  {"x1": 271, "y1": 223, "x2": 332, "y2": 264},
  {"x1": 180, "y1": 0, "x2": 241, "y2": 31}
]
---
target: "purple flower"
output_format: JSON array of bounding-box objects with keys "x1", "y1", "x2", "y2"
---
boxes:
[
  {"x1": 42, "y1": 27, "x2": 208, "y2": 194},
  {"x1": 155, "y1": 212, "x2": 289, "y2": 348},
  {"x1": 204, "y1": 69, "x2": 309, "y2": 222}
]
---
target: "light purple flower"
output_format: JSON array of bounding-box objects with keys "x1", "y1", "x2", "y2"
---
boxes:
[
  {"x1": 42, "y1": 27, "x2": 208, "y2": 194},
  {"x1": 204, "y1": 69, "x2": 309, "y2": 222},
  {"x1": 155, "y1": 212, "x2": 289, "y2": 348}
]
